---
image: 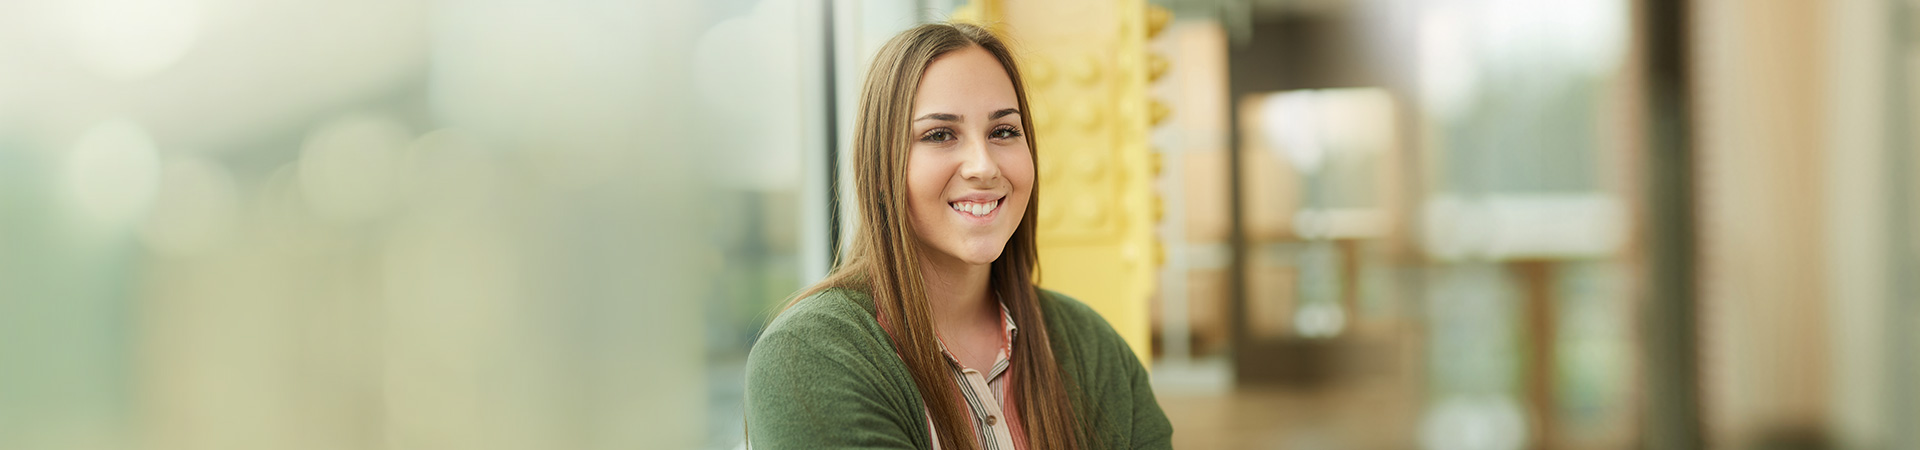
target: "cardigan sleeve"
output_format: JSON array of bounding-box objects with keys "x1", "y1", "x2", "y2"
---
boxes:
[
  {"x1": 1117, "y1": 330, "x2": 1174, "y2": 449},
  {"x1": 745, "y1": 295, "x2": 926, "y2": 449}
]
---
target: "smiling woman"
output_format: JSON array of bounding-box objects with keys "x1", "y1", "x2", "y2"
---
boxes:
[{"x1": 744, "y1": 22, "x2": 1172, "y2": 450}]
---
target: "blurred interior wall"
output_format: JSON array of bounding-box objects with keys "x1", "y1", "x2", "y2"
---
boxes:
[
  {"x1": 1819, "y1": 0, "x2": 1899, "y2": 447},
  {"x1": 1691, "y1": 0, "x2": 1909, "y2": 447},
  {"x1": 0, "y1": 1, "x2": 747, "y2": 449},
  {"x1": 1693, "y1": 0, "x2": 1832, "y2": 444}
]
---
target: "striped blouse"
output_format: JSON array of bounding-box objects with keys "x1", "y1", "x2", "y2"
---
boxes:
[{"x1": 927, "y1": 301, "x2": 1025, "y2": 450}]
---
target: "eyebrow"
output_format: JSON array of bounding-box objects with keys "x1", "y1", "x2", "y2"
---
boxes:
[{"x1": 913, "y1": 108, "x2": 1022, "y2": 123}]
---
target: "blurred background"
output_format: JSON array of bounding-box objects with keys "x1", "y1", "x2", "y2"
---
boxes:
[{"x1": 1, "y1": 0, "x2": 1916, "y2": 449}]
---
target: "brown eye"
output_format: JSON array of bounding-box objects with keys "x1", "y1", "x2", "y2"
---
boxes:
[
  {"x1": 990, "y1": 126, "x2": 1023, "y2": 140},
  {"x1": 921, "y1": 129, "x2": 955, "y2": 143}
]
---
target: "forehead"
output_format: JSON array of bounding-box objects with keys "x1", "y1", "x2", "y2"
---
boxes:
[{"x1": 912, "y1": 46, "x2": 1017, "y2": 114}]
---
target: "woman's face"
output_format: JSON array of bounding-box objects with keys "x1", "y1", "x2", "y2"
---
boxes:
[{"x1": 905, "y1": 45, "x2": 1034, "y2": 267}]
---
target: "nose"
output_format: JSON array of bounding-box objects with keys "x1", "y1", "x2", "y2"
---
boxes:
[{"x1": 957, "y1": 136, "x2": 1001, "y2": 183}]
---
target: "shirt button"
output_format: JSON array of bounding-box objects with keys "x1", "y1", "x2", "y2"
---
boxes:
[{"x1": 986, "y1": 415, "x2": 998, "y2": 426}]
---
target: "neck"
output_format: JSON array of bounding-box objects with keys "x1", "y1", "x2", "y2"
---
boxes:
[{"x1": 917, "y1": 251, "x2": 997, "y2": 337}]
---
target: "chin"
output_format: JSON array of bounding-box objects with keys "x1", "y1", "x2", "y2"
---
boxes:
[
  {"x1": 957, "y1": 248, "x2": 1005, "y2": 266},
  {"x1": 944, "y1": 239, "x2": 1008, "y2": 266}
]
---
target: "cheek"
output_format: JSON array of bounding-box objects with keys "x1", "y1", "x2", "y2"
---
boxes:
[
  {"x1": 1005, "y1": 150, "x2": 1036, "y2": 197},
  {"x1": 1017, "y1": 152, "x2": 1036, "y2": 183},
  {"x1": 904, "y1": 155, "x2": 952, "y2": 214}
]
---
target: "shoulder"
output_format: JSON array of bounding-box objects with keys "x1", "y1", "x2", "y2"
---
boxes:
[
  {"x1": 760, "y1": 288, "x2": 878, "y2": 339},
  {"x1": 1036, "y1": 288, "x2": 1125, "y2": 347},
  {"x1": 1034, "y1": 287, "x2": 1140, "y2": 374},
  {"x1": 749, "y1": 288, "x2": 888, "y2": 366},
  {"x1": 1036, "y1": 288, "x2": 1097, "y2": 318}
]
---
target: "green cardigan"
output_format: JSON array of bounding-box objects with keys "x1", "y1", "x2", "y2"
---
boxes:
[{"x1": 745, "y1": 288, "x2": 1174, "y2": 449}]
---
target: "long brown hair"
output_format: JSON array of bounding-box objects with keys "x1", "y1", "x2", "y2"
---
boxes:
[{"x1": 784, "y1": 22, "x2": 1086, "y2": 450}]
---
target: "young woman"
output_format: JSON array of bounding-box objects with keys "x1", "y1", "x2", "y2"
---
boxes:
[{"x1": 744, "y1": 23, "x2": 1172, "y2": 450}]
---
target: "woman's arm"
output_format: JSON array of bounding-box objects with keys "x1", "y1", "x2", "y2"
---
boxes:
[{"x1": 1118, "y1": 337, "x2": 1174, "y2": 449}]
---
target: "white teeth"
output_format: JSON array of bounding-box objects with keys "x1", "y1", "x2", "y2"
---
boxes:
[{"x1": 951, "y1": 200, "x2": 998, "y2": 217}]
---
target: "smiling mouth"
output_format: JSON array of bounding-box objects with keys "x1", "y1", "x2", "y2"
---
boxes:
[{"x1": 949, "y1": 198, "x2": 1002, "y2": 217}]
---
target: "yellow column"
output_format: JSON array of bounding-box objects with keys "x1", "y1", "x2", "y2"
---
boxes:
[{"x1": 956, "y1": 1, "x2": 1171, "y2": 365}]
